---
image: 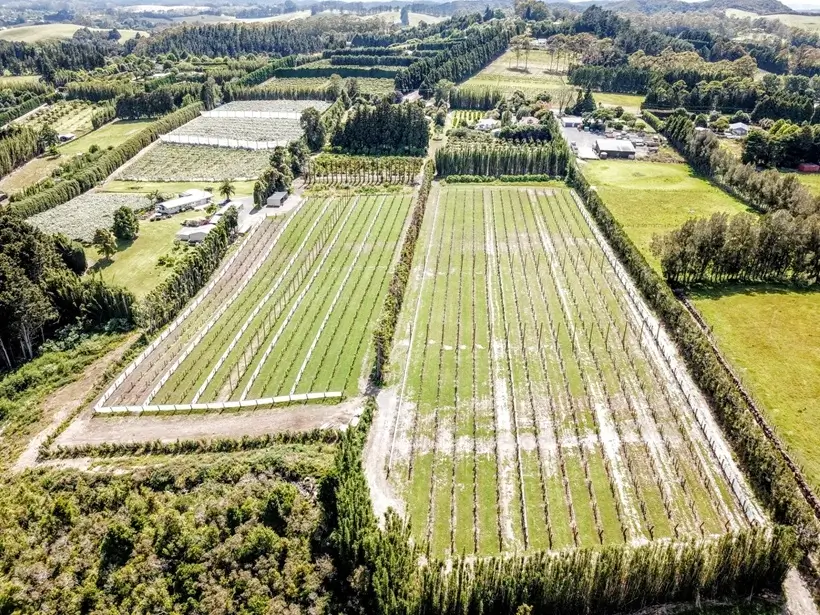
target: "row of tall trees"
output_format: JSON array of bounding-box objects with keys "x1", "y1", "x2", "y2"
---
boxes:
[
  {"x1": 328, "y1": 55, "x2": 413, "y2": 67},
  {"x1": 394, "y1": 21, "x2": 512, "y2": 94},
  {"x1": 449, "y1": 86, "x2": 503, "y2": 110},
  {"x1": 434, "y1": 143, "x2": 569, "y2": 177},
  {"x1": 115, "y1": 89, "x2": 177, "y2": 119},
  {"x1": 0, "y1": 125, "x2": 45, "y2": 179},
  {"x1": 568, "y1": 65, "x2": 651, "y2": 94},
  {"x1": 652, "y1": 210, "x2": 820, "y2": 286},
  {"x1": 0, "y1": 214, "x2": 134, "y2": 368},
  {"x1": 331, "y1": 99, "x2": 429, "y2": 155},
  {"x1": 662, "y1": 110, "x2": 819, "y2": 216}
]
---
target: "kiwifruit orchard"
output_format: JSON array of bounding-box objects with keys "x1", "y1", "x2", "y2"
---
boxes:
[
  {"x1": 103, "y1": 193, "x2": 411, "y2": 408},
  {"x1": 371, "y1": 184, "x2": 762, "y2": 558}
]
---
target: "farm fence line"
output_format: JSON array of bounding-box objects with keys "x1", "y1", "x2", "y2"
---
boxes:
[
  {"x1": 203, "y1": 110, "x2": 303, "y2": 119},
  {"x1": 94, "y1": 212, "x2": 271, "y2": 412},
  {"x1": 95, "y1": 391, "x2": 344, "y2": 415},
  {"x1": 160, "y1": 134, "x2": 290, "y2": 149}
]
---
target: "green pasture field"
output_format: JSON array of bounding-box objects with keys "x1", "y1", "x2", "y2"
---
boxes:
[
  {"x1": 59, "y1": 119, "x2": 155, "y2": 155},
  {"x1": 106, "y1": 192, "x2": 412, "y2": 406},
  {"x1": 690, "y1": 285, "x2": 820, "y2": 492},
  {"x1": 0, "y1": 24, "x2": 145, "y2": 43},
  {"x1": 0, "y1": 155, "x2": 63, "y2": 195},
  {"x1": 381, "y1": 183, "x2": 757, "y2": 559},
  {"x1": 461, "y1": 49, "x2": 644, "y2": 112},
  {"x1": 791, "y1": 172, "x2": 820, "y2": 196},
  {"x1": 726, "y1": 9, "x2": 820, "y2": 33},
  {"x1": 85, "y1": 210, "x2": 201, "y2": 298},
  {"x1": 581, "y1": 161, "x2": 750, "y2": 271}
]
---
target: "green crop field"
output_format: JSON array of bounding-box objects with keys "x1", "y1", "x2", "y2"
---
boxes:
[
  {"x1": 461, "y1": 49, "x2": 644, "y2": 112},
  {"x1": 375, "y1": 183, "x2": 759, "y2": 559},
  {"x1": 59, "y1": 119, "x2": 155, "y2": 155},
  {"x1": 105, "y1": 192, "x2": 412, "y2": 406},
  {"x1": 581, "y1": 161, "x2": 750, "y2": 270}
]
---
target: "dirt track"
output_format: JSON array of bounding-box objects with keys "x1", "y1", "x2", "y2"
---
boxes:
[{"x1": 53, "y1": 397, "x2": 362, "y2": 448}]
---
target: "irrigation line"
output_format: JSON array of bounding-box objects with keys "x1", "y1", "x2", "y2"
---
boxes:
[
  {"x1": 240, "y1": 195, "x2": 363, "y2": 400},
  {"x1": 289, "y1": 195, "x2": 390, "y2": 394}
]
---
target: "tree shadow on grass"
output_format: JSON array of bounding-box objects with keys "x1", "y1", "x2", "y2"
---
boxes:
[
  {"x1": 685, "y1": 280, "x2": 820, "y2": 303},
  {"x1": 88, "y1": 237, "x2": 134, "y2": 273}
]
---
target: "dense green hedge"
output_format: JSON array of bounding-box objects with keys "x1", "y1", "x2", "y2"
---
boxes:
[
  {"x1": 0, "y1": 92, "x2": 58, "y2": 126},
  {"x1": 371, "y1": 159, "x2": 433, "y2": 384},
  {"x1": 228, "y1": 83, "x2": 336, "y2": 101},
  {"x1": 9, "y1": 104, "x2": 203, "y2": 218},
  {"x1": 272, "y1": 65, "x2": 399, "y2": 79},
  {"x1": 236, "y1": 53, "x2": 321, "y2": 87},
  {"x1": 435, "y1": 144, "x2": 569, "y2": 178},
  {"x1": 566, "y1": 163, "x2": 820, "y2": 548}
]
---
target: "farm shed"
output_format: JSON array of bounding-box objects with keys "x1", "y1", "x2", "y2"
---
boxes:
[
  {"x1": 517, "y1": 116, "x2": 540, "y2": 126},
  {"x1": 266, "y1": 192, "x2": 288, "y2": 208},
  {"x1": 476, "y1": 118, "x2": 500, "y2": 131},
  {"x1": 561, "y1": 116, "x2": 583, "y2": 128},
  {"x1": 176, "y1": 224, "x2": 215, "y2": 243},
  {"x1": 798, "y1": 163, "x2": 820, "y2": 173},
  {"x1": 729, "y1": 122, "x2": 750, "y2": 136},
  {"x1": 594, "y1": 138, "x2": 636, "y2": 159},
  {"x1": 157, "y1": 188, "x2": 211, "y2": 215}
]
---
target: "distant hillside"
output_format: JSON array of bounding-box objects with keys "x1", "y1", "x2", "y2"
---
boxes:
[{"x1": 553, "y1": 0, "x2": 795, "y2": 15}]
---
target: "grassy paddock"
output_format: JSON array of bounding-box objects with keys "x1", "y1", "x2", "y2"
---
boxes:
[
  {"x1": 690, "y1": 284, "x2": 820, "y2": 492},
  {"x1": 85, "y1": 210, "x2": 201, "y2": 298},
  {"x1": 101, "y1": 179, "x2": 256, "y2": 197},
  {"x1": 59, "y1": 119, "x2": 155, "y2": 155},
  {"x1": 581, "y1": 160, "x2": 750, "y2": 270},
  {"x1": 0, "y1": 23, "x2": 145, "y2": 43}
]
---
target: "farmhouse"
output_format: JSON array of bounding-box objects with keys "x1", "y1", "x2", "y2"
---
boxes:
[
  {"x1": 266, "y1": 192, "x2": 288, "y2": 207},
  {"x1": 157, "y1": 188, "x2": 211, "y2": 215},
  {"x1": 594, "y1": 138, "x2": 636, "y2": 159},
  {"x1": 728, "y1": 122, "x2": 750, "y2": 136},
  {"x1": 176, "y1": 224, "x2": 215, "y2": 243},
  {"x1": 560, "y1": 116, "x2": 583, "y2": 128}
]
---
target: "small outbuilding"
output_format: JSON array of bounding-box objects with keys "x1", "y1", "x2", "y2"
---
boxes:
[
  {"x1": 728, "y1": 122, "x2": 750, "y2": 136},
  {"x1": 560, "y1": 116, "x2": 583, "y2": 129},
  {"x1": 594, "y1": 138, "x2": 636, "y2": 159},
  {"x1": 798, "y1": 163, "x2": 820, "y2": 173},
  {"x1": 266, "y1": 192, "x2": 288, "y2": 208},
  {"x1": 176, "y1": 224, "x2": 216, "y2": 243},
  {"x1": 476, "y1": 118, "x2": 500, "y2": 131},
  {"x1": 517, "y1": 116, "x2": 540, "y2": 126},
  {"x1": 157, "y1": 188, "x2": 212, "y2": 215}
]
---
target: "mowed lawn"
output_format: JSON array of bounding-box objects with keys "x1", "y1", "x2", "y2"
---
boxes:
[
  {"x1": 793, "y1": 172, "x2": 820, "y2": 197},
  {"x1": 59, "y1": 120, "x2": 155, "y2": 155},
  {"x1": 690, "y1": 285, "x2": 820, "y2": 491},
  {"x1": 581, "y1": 160, "x2": 750, "y2": 270},
  {"x1": 85, "y1": 210, "x2": 201, "y2": 298}
]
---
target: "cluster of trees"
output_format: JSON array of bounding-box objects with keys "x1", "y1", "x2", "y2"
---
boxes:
[
  {"x1": 652, "y1": 210, "x2": 820, "y2": 286},
  {"x1": 394, "y1": 21, "x2": 512, "y2": 94},
  {"x1": 305, "y1": 154, "x2": 423, "y2": 185},
  {"x1": 328, "y1": 55, "x2": 413, "y2": 67},
  {"x1": 568, "y1": 65, "x2": 651, "y2": 94},
  {"x1": 435, "y1": 143, "x2": 569, "y2": 177},
  {"x1": 235, "y1": 53, "x2": 318, "y2": 87},
  {"x1": 743, "y1": 121, "x2": 820, "y2": 169},
  {"x1": 449, "y1": 86, "x2": 503, "y2": 110},
  {"x1": 0, "y1": 452, "x2": 337, "y2": 613},
  {"x1": 115, "y1": 89, "x2": 177, "y2": 119},
  {"x1": 141, "y1": 22, "x2": 342, "y2": 57},
  {"x1": 9, "y1": 103, "x2": 203, "y2": 218},
  {"x1": 252, "y1": 142, "x2": 308, "y2": 206},
  {"x1": 139, "y1": 208, "x2": 237, "y2": 332},
  {"x1": 0, "y1": 214, "x2": 134, "y2": 368},
  {"x1": 66, "y1": 80, "x2": 137, "y2": 102},
  {"x1": 331, "y1": 99, "x2": 429, "y2": 155},
  {"x1": 0, "y1": 92, "x2": 57, "y2": 127},
  {"x1": 0, "y1": 125, "x2": 45, "y2": 179}
]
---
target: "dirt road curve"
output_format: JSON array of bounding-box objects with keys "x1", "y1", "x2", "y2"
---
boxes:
[{"x1": 12, "y1": 336, "x2": 137, "y2": 473}]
